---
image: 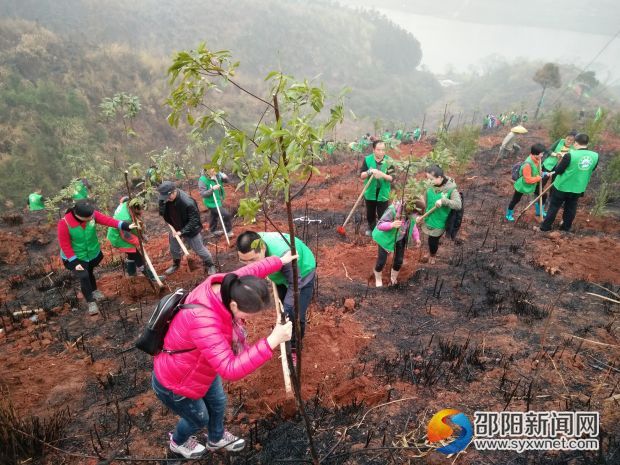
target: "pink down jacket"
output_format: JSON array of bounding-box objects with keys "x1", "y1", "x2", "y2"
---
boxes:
[{"x1": 153, "y1": 256, "x2": 282, "y2": 399}]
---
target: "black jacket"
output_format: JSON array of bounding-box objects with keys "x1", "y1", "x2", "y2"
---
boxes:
[{"x1": 159, "y1": 189, "x2": 203, "y2": 238}]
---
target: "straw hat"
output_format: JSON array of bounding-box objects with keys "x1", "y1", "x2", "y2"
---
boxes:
[{"x1": 511, "y1": 125, "x2": 528, "y2": 134}]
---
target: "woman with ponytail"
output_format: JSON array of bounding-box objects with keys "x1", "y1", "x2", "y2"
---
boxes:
[{"x1": 151, "y1": 253, "x2": 295, "y2": 459}]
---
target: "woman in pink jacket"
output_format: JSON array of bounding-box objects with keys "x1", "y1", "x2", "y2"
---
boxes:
[{"x1": 151, "y1": 253, "x2": 294, "y2": 459}]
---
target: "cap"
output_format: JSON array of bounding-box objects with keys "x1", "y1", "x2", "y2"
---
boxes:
[
  {"x1": 73, "y1": 199, "x2": 95, "y2": 218},
  {"x1": 157, "y1": 181, "x2": 176, "y2": 201}
]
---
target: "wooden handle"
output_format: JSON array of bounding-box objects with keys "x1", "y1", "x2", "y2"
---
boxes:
[
  {"x1": 417, "y1": 205, "x2": 439, "y2": 222},
  {"x1": 271, "y1": 282, "x2": 292, "y2": 394},
  {"x1": 141, "y1": 248, "x2": 163, "y2": 288},
  {"x1": 515, "y1": 182, "x2": 554, "y2": 223},
  {"x1": 167, "y1": 224, "x2": 190, "y2": 256},
  {"x1": 213, "y1": 192, "x2": 230, "y2": 246},
  {"x1": 342, "y1": 176, "x2": 374, "y2": 228}
]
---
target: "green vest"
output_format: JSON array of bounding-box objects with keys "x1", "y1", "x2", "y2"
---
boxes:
[
  {"x1": 363, "y1": 155, "x2": 392, "y2": 201},
  {"x1": 107, "y1": 202, "x2": 134, "y2": 249},
  {"x1": 542, "y1": 138, "x2": 566, "y2": 171},
  {"x1": 199, "y1": 175, "x2": 225, "y2": 209},
  {"x1": 28, "y1": 193, "x2": 45, "y2": 211},
  {"x1": 65, "y1": 217, "x2": 101, "y2": 261},
  {"x1": 514, "y1": 156, "x2": 540, "y2": 194},
  {"x1": 72, "y1": 181, "x2": 89, "y2": 200},
  {"x1": 259, "y1": 232, "x2": 316, "y2": 287},
  {"x1": 424, "y1": 187, "x2": 454, "y2": 230},
  {"x1": 372, "y1": 205, "x2": 414, "y2": 253},
  {"x1": 553, "y1": 149, "x2": 599, "y2": 194}
]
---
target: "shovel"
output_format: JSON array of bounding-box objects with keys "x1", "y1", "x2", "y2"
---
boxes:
[
  {"x1": 213, "y1": 191, "x2": 230, "y2": 246},
  {"x1": 337, "y1": 175, "x2": 374, "y2": 236},
  {"x1": 167, "y1": 224, "x2": 200, "y2": 271},
  {"x1": 415, "y1": 205, "x2": 439, "y2": 224},
  {"x1": 271, "y1": 281, "x2": 293, "y2": 396},
  {"x1": 514, "y1": 182, "x2": 554, "y2": 223}
]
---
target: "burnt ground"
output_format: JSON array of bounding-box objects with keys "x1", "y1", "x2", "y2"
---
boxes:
[{"x1": 0, "y1": 131, "x2": 619, "y2": 465}]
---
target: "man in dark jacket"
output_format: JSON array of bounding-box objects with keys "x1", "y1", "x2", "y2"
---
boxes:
[{"x1": 158, "y1": 181, "x2": 216, "y2": 275}]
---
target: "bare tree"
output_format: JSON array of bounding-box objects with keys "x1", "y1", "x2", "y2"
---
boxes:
[{"x1": 533, "y1": 63, "x2": 561, "y2": 120}]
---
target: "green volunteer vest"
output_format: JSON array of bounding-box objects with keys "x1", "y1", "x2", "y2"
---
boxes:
[
  {"x1": 28, "y1": 193, "x2": 45, "y2": 211},
  {"x1": 553, "y1": 149, "x2": 599, "y2": 194},
  {"x1": 65, "y1": 217, "x2": 100, "y2": 261},
  {"x1": 72, "y1": 181, "x2": 89, "y2": 200},
  {"x1": 199, "y1": 175, "x2": 225, "y2": 209},
  {"x1": 259, "y1": 232, "x2": 316, "y2": 287},
  {"x1": 542, "y1": 138, "x2": 566, "y2": 171},
  {"x1": 363, "y1": 155, "x2": 392, "y2": 202},
  {"x1": 424, "y1": 186, "x2": 454, "y2": 230},
  {"x1": 514, "y1": 156, "x2": 540, "y2": 194},
  {"x1": 372, "y1": 205, "x2": 415, "y2": 253},
  {"x1": 107, "y1": 202, "x2": 134, "y2": 249}
]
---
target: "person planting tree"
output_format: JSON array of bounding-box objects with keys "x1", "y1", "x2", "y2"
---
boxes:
[
  {"x1": 198, "y1": 167, "x2": 233, "y2": 238},
  {"x1": 505, "y1": 143, "x2": 552, "y2": 221},
  {"x1": 151, "y1": 253, "x2": 295, "y2": 459},
  {"x1": 372, "y1": 197, "x2": 423, "y2": 287},
  {"x1": 57, "y1": 199, "x2": 138, "y2": 315},
  {"x1": 417, "y1": 165, "x2": 462, "y2": 265},
  {"x1": 360, "y1": 140, "x2": 395, "y2": 236},
  {"x1": 236, "y1": 231, "x2": 315, "y2": 364},
  {"x1": 537, "y1": 133, "x2": 599, "y2": 232},
  {"x1": 106, "y1": 196, "x2": 162, "y2": 282}
]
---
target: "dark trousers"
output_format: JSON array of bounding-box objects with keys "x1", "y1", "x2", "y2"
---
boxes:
[
  {"x1": 428, "y1": 236, "x2": 441, "y2": 256},
  {"x1": 540, "y1": 188, "x2": 579, "y2": 232},
  {"x1": 277, "y1": 275, "x2": 315, "y2": 349},
  {"x1": 126, "y1": 251, "x2": 144, "y2": 268},
  {"x1": 63, "y1": 252, "x2": 103, "y2": 302},
  {"x1": 208, "y1": 207, "x2": 232, "y2": 233},
  {"x1": 365, "y1": 199, "x2": 389, "y2": 231},
  {"x1": 375, "y1": 235, "x2": 408, "y2": 272},
  {"x1": 508, "y1": 184, "x2": 543, "y2": 210}
]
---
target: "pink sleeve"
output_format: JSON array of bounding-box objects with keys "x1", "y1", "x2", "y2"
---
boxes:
[
  {"x1": 234, "y1": 256, "x2": 283, "y2": 278},
  {"x1": 190, "y1": 313, "x2": 273, "y2": 382},
  {"x1": 94, "y1": 210, "x2": 123, "y2": 229},
  {"x1": 377, "y1": 205, "x2": 396, "y2": 231},
  {"x1": 412, "y1": 223, "x2": 420, "y2": 243}
]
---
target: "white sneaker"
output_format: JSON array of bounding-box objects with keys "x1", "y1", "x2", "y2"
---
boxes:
[
  {"x1": 373, "y1": 270, "x2": 383, "y2": 288},
  {"x1": 365, "y1": 230, "x2": 372, "y2": 237},
  {"x1": 206, "y1": 430, "x2": 245, "y2": 452},
  {"x1": 390, "y1": 269, "x2": 399, "y2": 285},
  {"x1": 169, "y1": 433, "x2": 206, "y2": 459},
  {"x1": 87, "y1": 302, "x2": 99, "y2": 316},
  {"x1": 91, "y1": 290, "x2": 105, "y2": 301},
  {"x1": 226, "y1": 231, "x2": 234, "y2": 238}
]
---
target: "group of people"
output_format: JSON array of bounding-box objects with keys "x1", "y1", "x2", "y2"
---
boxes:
[
  {"x1": 483, "y1": 111, "x2": 529, "y2": 130},
  {"x1": 505, "y1": 130, "x2": 598, "y2": 232}
]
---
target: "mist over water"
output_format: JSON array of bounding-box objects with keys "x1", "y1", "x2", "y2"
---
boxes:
[{"x1": 378, "y1": 7, "x2": 620, "y2": 81}]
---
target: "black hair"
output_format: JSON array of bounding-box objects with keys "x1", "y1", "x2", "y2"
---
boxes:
[
  {"x1": 221, "y1": 273, "x2": 270, "y2": 314},
  {"x1": 531, "y1": 143, "x2": 546, "y2": 156},
  {"x1": 72, "y1": 199, "x2": 95, "y2": 218},
  {"x1": 372, "y1": 139, "x2": 384, "y2": 149},
  {"x1": 567, "y1": 129, "x2": 578, "y2": 137},
  {"x1": 236, "y1": 231, "x2": 262, "y2": 253},
  {"x1": 425, "y1": 164, "x2": 445, "y2": 179},
  {"x1": 575, "y1": 133, "x2": 589, "y2": 145}
]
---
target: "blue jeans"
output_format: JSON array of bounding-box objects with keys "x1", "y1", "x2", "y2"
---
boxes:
[
  {"x1": 277, "y1": 274, "x2": 315, "y2": 347},
  {"x1": 152, "y1": 373, "x2": 226, "y2": 445}
]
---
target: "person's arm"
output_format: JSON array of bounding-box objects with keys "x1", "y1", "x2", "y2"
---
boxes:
[
  {"x1": 381, "y1": 163, "x2": 395, "y2": 182},
  {"x1": 180, "y1": 202, "x2": 202, "y2": 237},
  {"x1": 198, "y1": 177, "x2": 214, "y2": 199},
  {"x1": 441, "y1": 189, "x2": 462, "y2": 210},
  {"x1": 553, "y1": 153, "x2": 571, "y2": 175},
  {"x1": 360, "y1": 159, "x2": 371, "y2": 179},
  {"x1": 93, "y1": 211, "x2": 130, "y2": 231},
  {"x1": 522, "y1": 163, "x2": 542, "y2": 184},
  {"x1": 377, "y1": 205, "x2": 397, "y2": 231},
  {"x1": 57, "y1": 219, "x2": 77, "y2": 263},
  {"x1": 234, "y1": 255, "x2": 283, "y2": 279}
]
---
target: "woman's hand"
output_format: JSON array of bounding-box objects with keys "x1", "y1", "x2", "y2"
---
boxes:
[
  {"x1": 267, "y1": 320, "x2": 293, "y2": 349},
  {"x1": 391, "y1": 220, "x2": 403, "y2": 229},
  {"x1": 280, "y1": 251, "x2": 299, "y2": 265}
]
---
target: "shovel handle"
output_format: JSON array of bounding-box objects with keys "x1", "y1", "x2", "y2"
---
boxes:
[
  {"x1": 342, "y1": 176, "x2": 374, "y2": 228},
  {"x1": 167, "y1": 224, "x2": 190, "y2": 256},
  {"x1": 416, "y1": 205, "x2": 439, "y2": 223},
  {"x1": 213, "y1": 192, "x2": 230, "y2": 246},
  {"x1": 271, "y1": 282, "x2": 292, "y2": 394},
  {"x1": 142, "y1": 248, "x2": 164, "y2": 288},
  {"x1": 514, "y1": 182, "x2": 554, "y2": 223}
]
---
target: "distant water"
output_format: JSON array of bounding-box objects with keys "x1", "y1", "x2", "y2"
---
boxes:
[{"x1": 377, "y1": 8, "x2": 620, "y2": 81}]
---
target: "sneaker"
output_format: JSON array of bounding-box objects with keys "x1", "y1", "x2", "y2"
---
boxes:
[
  {"x1": 87, "y1": 302, "x2": 99, "y2": 316},
  {"x1": 226, "y1": 231, "x2": 234, "y2": 238},
  {"x1": 364, "y1": 230, "x2": 372, "y2": 237},
  {"x1": 212, "y1": 230, "x2": 224, "y2": 237},
  {"x1": 206, "y1": 430, "x2": 245, "y2": 452},
  {"x1": 169, "y1": 432, "x2": 206, "y2": 459},
  {"x1": 91, "y1": 290, "x2": 105, "y2": 301},
  {"x1": 429, "y1": 257, "x2": 436, "y2": 265},
  {"x1": 165, "y1": 264, "x2": 179, "y2": 275},
  {"x1": 206, "y1": 265, "x2": 217, "y2": 275}
]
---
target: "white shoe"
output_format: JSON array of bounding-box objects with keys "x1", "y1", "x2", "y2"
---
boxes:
[
  {"x1": 226, "y1": 231, "x2": 234, "y2": 238},
  {"x1": 365, "y1": 230, "x2": 372, "y2": 237},
  {"x1": 169, "y1": 433, "x2": 206, "y2": 459},
  {"x1": 374, "y1": 270, "x2": 383, "y2": 288},
  {"x1": 87, "y1": 302, "x2": 99, "y2": 316},
  {"x1": 206, "y1": 430, "x2": 245, "y2": 452},
  {"x1": 390, "y1": 269, "x2": 399, "y2": 285},
  {"x1": 91, "y1": 290, "x2": 105, "y2": 301}
]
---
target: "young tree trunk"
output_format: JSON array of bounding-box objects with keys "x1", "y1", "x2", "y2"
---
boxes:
[{"x1": 534, "y1": 85, "x2": 547, "y2": 120}]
